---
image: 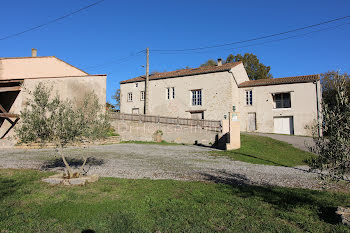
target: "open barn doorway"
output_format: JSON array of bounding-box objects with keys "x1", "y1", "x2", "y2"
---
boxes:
[{"x1": 0, "y1": 81, "x2": 21, "y2": 139}]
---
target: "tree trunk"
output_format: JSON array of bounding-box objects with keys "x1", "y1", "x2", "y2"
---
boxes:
[
  {"x1": 58, "y1": 144, "x2": 73, "y2": 178},
  {"x1": 79, "y1": 156, "x2": 88, "y2": 176}
]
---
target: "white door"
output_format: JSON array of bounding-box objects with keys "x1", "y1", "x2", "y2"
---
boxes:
[
  {"x1": 274, "y1": 117, "x2": 294, "y2": 135},
  {"x1": 132, "y1": 108, "x2": 139, "y2": 114},
  {"x1": 248, "y1": 113, "x2": 256, "y2": 131},
  {"x1": 191, "y1": 112, "x2": 204, "y2": 120}
]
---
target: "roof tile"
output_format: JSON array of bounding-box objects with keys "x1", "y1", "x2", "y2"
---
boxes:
[
  {"x1": 238, "y1": 74, "x2": 320, "y2": 88},
  {"x1": 120, "y1": 62, "x2": 242, "y2": 84}
]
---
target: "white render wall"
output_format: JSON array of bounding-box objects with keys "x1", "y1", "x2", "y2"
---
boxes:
[{"x1": 238, "y1": 81, "x2": 321, "y2": 136}]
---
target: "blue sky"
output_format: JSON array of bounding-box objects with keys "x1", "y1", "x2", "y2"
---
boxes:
[{"x1": 1, "y1": 0, "x2": 349, "y2": 104}]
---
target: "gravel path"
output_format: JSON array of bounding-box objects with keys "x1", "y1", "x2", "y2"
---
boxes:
[{"x1": 0, "y1": 143, "x2": 344, "y2": 190}]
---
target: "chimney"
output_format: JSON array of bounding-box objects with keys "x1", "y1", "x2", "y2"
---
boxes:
[
  {"x1": 31, "y1": 48, "x2": 37, "y2": 57},
  {"x1": 217, "y1": 58, "x2": 222, "y2": 66}
]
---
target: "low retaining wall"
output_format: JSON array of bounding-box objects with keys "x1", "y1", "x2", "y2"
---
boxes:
[
  {"x1": 111, "y1": 119, "x2": 220, "y2": 145},
  {"x1": 0, "y1": 136, "x2": 121, "y2": 149}
]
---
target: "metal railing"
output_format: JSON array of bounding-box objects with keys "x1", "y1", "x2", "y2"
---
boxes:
[{"x1": 110, "y1": 112, "x2": 222, "y2": 132}]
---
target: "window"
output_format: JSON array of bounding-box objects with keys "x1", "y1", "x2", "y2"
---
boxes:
[
  {"x1": 127, "y1": 92, "x2": 133, "y2": 102},
  {"x1": 166, "y1": 87, "x2": 175, "y2": 99},
  {"x1": 192, "y1": 89, "x2": 202, "y2": 106},
  {"x1": 167, "y1": 88, "x2": 170, "y2": 99},
  {"x1": 140, "y1": 91, "x2": 145, "y2": 101},
  {"x1": 135, "y1": 83, "x2": 138, "y2": 87},
  {"x1": 246, "y1": 90, "x2": 252, "y2": 105},
  {"x1": 273, "y1": 93, "x2": 291, "y2": 108}
]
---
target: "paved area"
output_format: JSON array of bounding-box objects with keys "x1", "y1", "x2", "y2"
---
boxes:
[
  {"x1": 244, "y1": 132, "x2": 315, "y2": 152},
  {"x1": 0, "y1": 143, "x2": 342, "y2": 190}
]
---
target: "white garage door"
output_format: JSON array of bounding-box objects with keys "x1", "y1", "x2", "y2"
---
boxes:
[{"x1": 274, "y1": 117, "x2": 294, "y2": 135}]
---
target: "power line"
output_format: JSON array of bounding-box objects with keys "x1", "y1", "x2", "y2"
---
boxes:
[
  {"x1": 0, "y1": 0, "x2": 105, "y2": 41},
  {"x1": 154, "y1": 21, "x2": 350, "y2": 55},
  {"x1": 152, "y1": 15, "x2": 350, "y2": 52},
  {"x1": 84, "y1": 49, "x2": 146, "y2": 70}
]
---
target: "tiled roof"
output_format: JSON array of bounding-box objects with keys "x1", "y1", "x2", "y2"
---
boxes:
[
  {"x1": 238, "y1": 74, "x2": 320, "y2": 88},
  {"x1": 120, "y1": 62, "x2": 242, "y2": 84}
]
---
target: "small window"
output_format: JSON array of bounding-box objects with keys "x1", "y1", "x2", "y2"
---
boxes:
[
  {"x1": 192, "y1": 89, "x2": 202, "y2": 106},
  {"x1": 246, "y1": 90, "x2": 252, "y2": 105},
  {"x1": 166, "y1": 87, "x2": 175, "y2": 100},
  {"x1": 135, "y1": 83, "x2": 138, "y2": 87},
  {"x1": 273, "y1": 93, "x2": 291, "y2": 108},
  {"x1": 127, "y1": 92, "x2": 133, "y2": 102},
  {"x1": 140, "y1": 91, "x2": 145, "y2": 101},
  {"x1": 166, "y1": 88, "x2": 170, "y2": 99}
]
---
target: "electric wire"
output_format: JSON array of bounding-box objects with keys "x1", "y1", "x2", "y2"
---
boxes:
[
  {"x1": 152, "y1": 15, "x2": 350, "y2": 52},
  {"x1": 153, "y1": 21, "x2": 350, "y2": 55},
  {"x1": 0, "y1": 0, "x2": 105, "y2": 41}
]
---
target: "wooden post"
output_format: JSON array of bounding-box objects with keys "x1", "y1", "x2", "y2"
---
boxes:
[{"x1": 144, "y1": 48, "x2": 150, "y2": 115}]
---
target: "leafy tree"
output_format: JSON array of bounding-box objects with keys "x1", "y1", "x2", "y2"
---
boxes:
[
  {"x1": 200, "y1": 59, "x2": 217, "y2": 67},
  {"x1": 308, "y1": 75, "x2": 350, "y2": 182},
  {"x1": 200, "y1": 53, "x2": 272, "y2": 80},
  {"x1": 226, "y1": 53, "x2": 272, "y2": 80},
  {"x1": 16, "y1": 83, "x2": 110, "y2": 178},
  {"x1": 321, "y1": 71, "x2": 350, "y2": 109},
  {"x1": 112, "y1": 88, "x2": 121, "y2": 110},
  {"x1": 106, "y1": 101, "x2": 117, "y2": 112}
]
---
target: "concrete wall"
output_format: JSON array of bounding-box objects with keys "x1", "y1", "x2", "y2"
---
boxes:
[
  {"x1": 0, "y1": 75, "x2": 106, "y2": 138},
  {"x1": 238, "y1": 81, "x2": 321, "y2": 136},
  {"x1": 120, "y1": 64, "x2": 249, "y2": 121},
  {"x1": 111, "y1": 119, "x2": 219, "y2": 145},
  {"x1": 0, "y1": 57, "x2": 87, "y2": 80}
]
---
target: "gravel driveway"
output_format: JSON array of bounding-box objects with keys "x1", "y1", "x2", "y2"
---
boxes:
[{"x1": 0, "y1": 143, "x2": 345, "y2": 190}]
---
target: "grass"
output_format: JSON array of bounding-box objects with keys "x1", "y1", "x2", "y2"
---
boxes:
[
  {"x1": 121, "y1": 140, "x2": 183, "y2": 146},
  {"x1": 1, "y1": 169, "x2": 350, "y2": 232},
  {"x1": 211, "y1": 134, "x2": 315, "y2": 167}
]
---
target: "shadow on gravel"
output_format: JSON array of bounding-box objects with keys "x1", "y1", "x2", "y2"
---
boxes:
[
  {"x1": 41, "y1": 157, "x2": 104, "y2": 170},
  {"x1": 200, "y1": 170, "x2": 344, "y2": 225},
  {"x1": 200, "y1": 170, "x2": 252, "y2": 185}
]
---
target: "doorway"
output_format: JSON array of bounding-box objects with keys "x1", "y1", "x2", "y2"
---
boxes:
[
  {"x1": 273, "y1": 116, "x2": 294, "y2": 135},
  {"x1": 248, "y1": 112, "x2": 256, "y2": 131}
]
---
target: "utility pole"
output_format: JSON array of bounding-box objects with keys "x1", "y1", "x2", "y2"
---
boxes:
[{"x1": 144, "y1": 48, "x2": 150, "y2": 115}]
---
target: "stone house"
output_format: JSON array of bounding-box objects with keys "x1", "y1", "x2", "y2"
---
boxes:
[
  {"x1": 120, "y1": 59, "x2": 321, "y2": 136},
  {"x1": 0, "y1": 49, "x2": 106, "y2": 139}
]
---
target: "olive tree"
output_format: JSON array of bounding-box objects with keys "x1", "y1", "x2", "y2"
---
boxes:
[
  {"x1": 308, "y1": 75, "x2": 350, "y2": 181},
  {"x1": 16, "y1": 83, "x2": 110, "y2": 178}
]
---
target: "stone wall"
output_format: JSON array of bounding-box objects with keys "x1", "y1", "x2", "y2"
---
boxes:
[{"x1": 111, "y1": 119, "x2": 221, "y2": 146}]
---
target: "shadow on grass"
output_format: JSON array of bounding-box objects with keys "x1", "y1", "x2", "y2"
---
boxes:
[
  {"x1": 230, "y1": 151, "x2": 290, "y2": 167},
  {"x1": 0, "y1": 177, "x2": 21, "y2": 201},
  {"x1": 200, "y1": 170, "x2": 343, "y2": 225},
  {"x1": 41, "y1": 157, "x2": 104, "y2": 170}
]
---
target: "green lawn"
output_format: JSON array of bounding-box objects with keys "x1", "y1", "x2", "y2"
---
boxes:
[
  {"x1": 211, "y1": 134, "x2": 315, "y2": 167},
  {"x1": 1, "y1": 169, "x2": 350, "y2": 232}
]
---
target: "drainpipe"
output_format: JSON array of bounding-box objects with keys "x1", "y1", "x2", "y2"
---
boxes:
[{"x1": 315, "y1": 75, "x2": 322, "y2": 137}]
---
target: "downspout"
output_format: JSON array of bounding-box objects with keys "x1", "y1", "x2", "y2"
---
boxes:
[{"x1": 315, "y1": 75, "x2": 322, "y2": 137}]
